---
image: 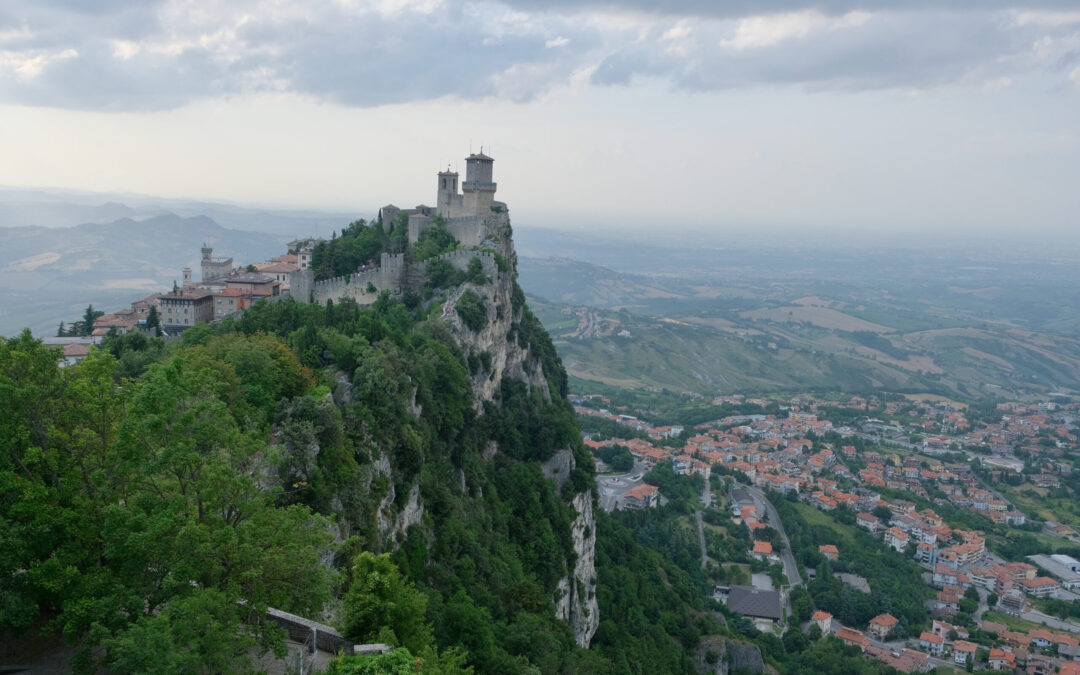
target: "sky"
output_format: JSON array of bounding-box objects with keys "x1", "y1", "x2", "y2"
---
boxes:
[{"x1": 1, "y1": 0, "x2": 1079, "y2": 236}]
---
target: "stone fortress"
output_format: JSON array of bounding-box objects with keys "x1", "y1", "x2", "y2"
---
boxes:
[
  {"x1": 201, "y1": 244, "x2": 233, "y2": 282},
  {"x1": 290, "y1": 151, "x2": 509, "y2": 306}
]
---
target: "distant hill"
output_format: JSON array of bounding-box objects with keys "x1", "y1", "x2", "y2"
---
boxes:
[
  {"x1": 0, "y1": 213, "x2": 287, "y2": 337},
  {"x1": 519, "y1": 255, "x2": 1080, "y2": 401},
  {"x1": 0, "y1": 186, "x2": 356, "y2": 237}
]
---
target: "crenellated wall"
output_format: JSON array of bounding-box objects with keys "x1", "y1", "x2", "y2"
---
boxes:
[{"x1": 303, "y1": 247, "x2": 499, "y2": 307}]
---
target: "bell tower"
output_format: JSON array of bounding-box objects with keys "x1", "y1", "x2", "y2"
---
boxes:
[
  {"x1": 461, "y1": 151, "x2": 496, "y2": 216},
  {"x1": 436, "y1": 167, "x2": 461, "y2": 218}
]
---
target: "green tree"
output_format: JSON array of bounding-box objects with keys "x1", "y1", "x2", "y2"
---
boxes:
[
  {"x1": 343, "y1": 552, "x2": 433, "y2": 653},
  {"x1": 872, "y1": 505, "x2": 892, "y2": 525},
  {"x1": 146, "y1": 305, "x2": 162, "y2": 337},
  {"x1": 81, "y1": 304, "x2": 104, "y2": 336},
  {"x1": 466, "y1": 257, "x2": 486, "y2": 284},
  {"x1": 455, "y1": 291, "x2": 486, "y2": 332}
]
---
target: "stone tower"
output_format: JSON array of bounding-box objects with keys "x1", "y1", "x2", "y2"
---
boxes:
[
  {"x1": 436, "y1": 168, "x2": 463, "y2": 218},
  {"x1": 461, "y1": 152, "x2": 496, "y2": 217},
  {"x1": 182, "y1": 266, "x2": 192, "y2": 286},
  {"x1": 200, "y1": 244, "x2": 233, "y2": 283}
]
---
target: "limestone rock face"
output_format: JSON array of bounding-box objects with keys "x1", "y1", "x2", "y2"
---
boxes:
[
  {"x1": 443, "y1": 214, "x2": 550, "y2": 406},
  {"x1": 443, "y1": 213, "x2": 598, "y2": 646},
  {"x1": 694, "y1": 636, "x2": 769, "y2": 675},
  {"x1": 324, "y1": 209, "x2": 600, "y2": 645},
  {"x1": 555, "y1": 490, "x2": 599, "y2": 647}
]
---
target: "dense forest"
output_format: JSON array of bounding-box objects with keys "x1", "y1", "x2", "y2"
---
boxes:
[{"x1": 0, "y1": 214, "x2": 749, "y2": 673}]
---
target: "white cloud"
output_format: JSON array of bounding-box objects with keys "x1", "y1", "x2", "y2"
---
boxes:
[
  {"x1": 111, "y1": 40, "x2": 140, "y2": 60},
  {"x1": 1013, "y1": 10, "x2": 1080, "y2": 27},
  {"x1": 720, "y1": 10, "x2": 870, "y2": 50},
  {"x1": 0, "y1": 47, "x2": 77, "y2": 79}
]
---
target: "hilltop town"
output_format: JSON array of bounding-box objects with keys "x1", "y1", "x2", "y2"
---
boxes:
[
  {"x1": 579, "y1": 390, "x2": 1080, "y2": 672},
  {"x1": 48, "y1": 152, "x2": 510, "y2": 364}
]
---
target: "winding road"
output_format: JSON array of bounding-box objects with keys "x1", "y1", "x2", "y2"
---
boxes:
[
  {"x1": 696, "y1": 485, "x2": 712, "y2": 569},
  {"x1": 747, "y1": 486, "x2": 803, "y2": 588}
]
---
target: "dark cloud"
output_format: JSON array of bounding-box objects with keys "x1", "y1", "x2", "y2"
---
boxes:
[
  {"x1": 593, "y1": 11, "x2": 1040, "y2": 92},
  {"x1": 0, "y1": 1, "x2": 591, "y2": 110},
  {"x1": 0, "y1": 0, "x2": 1077, "y2": 111}
]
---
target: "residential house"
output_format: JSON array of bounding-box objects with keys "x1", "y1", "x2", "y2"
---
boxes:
[
  {"x1": 622, "y1": 484, "x2": 660, "y2": 510},
  {"x1": 811, "y1": 610, "x2": 832, "y2": 634},
  {"x1": 751, "y1": 541, "x2": 776, "y2": 562},
  {"x1": 919, "y1": 631, "x2": 944, "y2": 655},
  {"x1": 952, "y1": 640, "x2": 977, "y2": 665},
  {"x1": 885, "y1": 526, "x2": 910, "y2": 552},
  {"x1": 1020, "y1": 577, "x2": 1060, "y2": 598},
  {"x1": 1028, "y1": 629, "x2": 1054, "y2": 648},
  {"x1": 857, "y1": 512, "x2": 880, "y2": 533},
  {"x1": 61, "y1": 343, "x2": 92, "y2": 367},
  {"x1": 1026, "y1": 654, "x2": 1055, "y2": 675},
  {"x1": 988, "y1": 649, "x2": 1015, "y2": 671},
  {"x1": 836, "y1": 627, "x2": 869, "y2": 652},
  {"x1": 159, "y1": 287, "x2": 215, "y2": 330},
  {"x1": 868, "y1": 613, "x2": 898, "y2": 641},
  {"x1": 1060, "y1": 662, "x2": 1080, "y2": 675}
]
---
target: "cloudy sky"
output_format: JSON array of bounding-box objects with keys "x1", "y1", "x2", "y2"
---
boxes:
[{"x1": 1, "y1": 0, "x2": 1079, "y2": 236}]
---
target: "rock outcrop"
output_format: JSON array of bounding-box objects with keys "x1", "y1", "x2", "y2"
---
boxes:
[
  {"x1": 555, "y1": 490, "x2": 599, "y2": 646},
  {"x1": 694, "y1": 636, "x2": 770, "y2": 675}
]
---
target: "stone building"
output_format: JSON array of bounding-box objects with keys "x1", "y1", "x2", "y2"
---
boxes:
[
  {"x1": 225, "y1": 272, "x2": 280, "y2": 298},
  {"x1": 378, "y1": 152, "x2": 505, "y2": 245},
  {"x1": 201, "y1": 245, "x2": 233, "y2": 282},
  {"x1": 160, "y1": 287, "x2": 215, "y2": 329}
]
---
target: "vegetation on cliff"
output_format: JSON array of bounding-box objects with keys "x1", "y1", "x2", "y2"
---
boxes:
[{"x1": 2, "y1": 272, "x2": 733, "y2": 674}]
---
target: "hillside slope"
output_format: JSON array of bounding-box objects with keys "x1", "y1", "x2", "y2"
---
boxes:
[
  {"x1": 1, "y1": 211, "x2": 745, "y2": 673},
  {"x1": 521, "y1": 256, "x2": 1080, "y2": 400}
]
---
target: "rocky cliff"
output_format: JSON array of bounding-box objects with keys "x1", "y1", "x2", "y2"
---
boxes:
[{"x1": 442, "y1": 212, "x2": 599, "y2": 647}]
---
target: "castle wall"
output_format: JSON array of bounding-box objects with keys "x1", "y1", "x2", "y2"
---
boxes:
[
  {"x1": 407, "y1": 214, "x2": 432, "y2": 244},
  {"x1": 303, "y1": 249, "x2": 496, "y2": 308},
  {"x1": 444, "y1": 215, "x2": 489, "y2": 248},
  {"x1": 290, "y1": 268, "x2": 314, "y2": 303},
  {"x1": 202, "y1": 260, "x2": 232, "y2": 283}
]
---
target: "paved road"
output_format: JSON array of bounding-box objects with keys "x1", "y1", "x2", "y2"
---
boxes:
[
  {"x1": 1021, "y1": 609, "x2": 1080, "y2": 633},
  {"x1": 595, "y1": 461, "x2": 648, "y2": 512},
  {"x1": 748, "y1": 486, "x2": 803, "y2": 587},
  {"x1": 973, "y1": 587, "x2": 989, "y2": 624},
  {"x1": 695, "y1": 511, "x2": 708, "y2": 569},
  {"x1": 695, "y1": 484, "x2": 714, "y2": 570}
]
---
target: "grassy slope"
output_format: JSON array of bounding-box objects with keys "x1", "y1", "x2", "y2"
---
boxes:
[{"x1": 529, "y1": 292, "x2": 1080, "y2": 400}]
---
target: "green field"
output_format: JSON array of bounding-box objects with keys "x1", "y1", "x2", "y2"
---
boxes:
[
  {"x1": 522, "y1": 254, "x2": 1080, "y2": 400},
  {"x1": 792, "y1": 502, "x2": 858, "y2": 547},
  {"x1": 983, "y1": 610, "x2": 1049, "y2": 633},
  {"x1": 994, "y1": 483, "x2": 1080, "y2": 529}
]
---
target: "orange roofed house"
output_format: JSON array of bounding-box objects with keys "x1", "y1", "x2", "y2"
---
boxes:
[
  {"x1": 836, "y1": 627, "x2": 869, "y2": 652},
  {"x1": 811, "y1": 610, "x2": 833, "y2": 634},
  {"x1": 622, "y1": 483, "x2": 659, "y2": 510},
  {"x1": 751, "y1": 540, "x2": 776, "y2": 561},
  {"x1": 868, "y1": 613, "x2": 898, "y2": 641}
]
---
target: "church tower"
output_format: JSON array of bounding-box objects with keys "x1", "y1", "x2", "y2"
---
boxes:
[
  {"x1": 436, "y1": 168, "x2": 462, "y2": 218},
  {"x1": 461, "y1": 152, "x2": 496, "y2": 216}
]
